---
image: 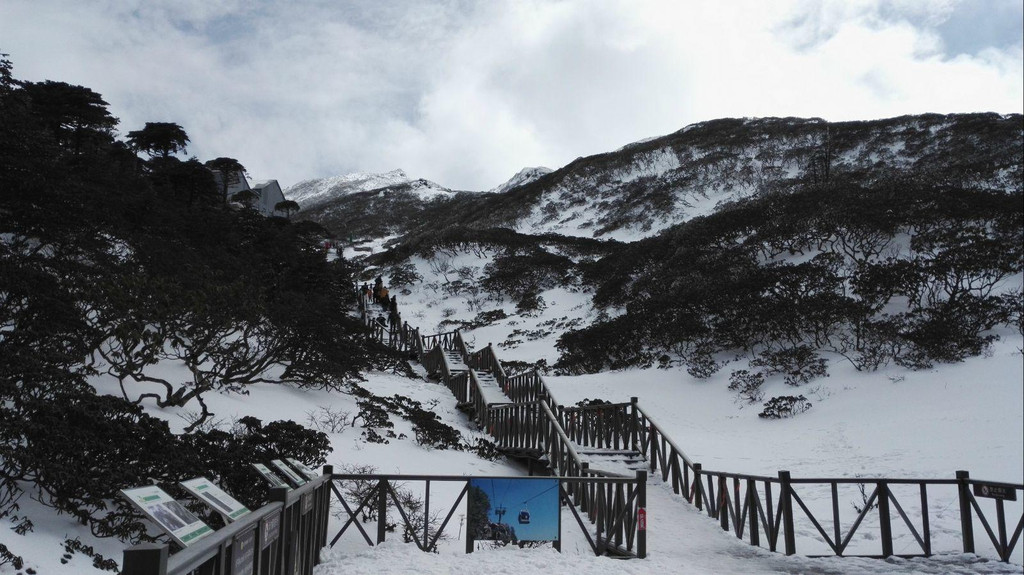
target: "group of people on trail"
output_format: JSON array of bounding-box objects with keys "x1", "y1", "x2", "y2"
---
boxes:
[{"x1": 361, "y1": 276, "x2": 399, "y2": 326}]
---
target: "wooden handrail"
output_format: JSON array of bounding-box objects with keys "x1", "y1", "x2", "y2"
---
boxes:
[{"x1": 353, "y1": 283, "x2": 1024, "y2": 564}]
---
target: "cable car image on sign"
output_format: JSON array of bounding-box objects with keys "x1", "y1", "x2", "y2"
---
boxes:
[
  {"x1": 180, "y1": 477, "x2": 251, "y2": 522},
  {"x1": 120, "y1": 485, "x2": 213, "y2": 548},
  {"x1": 468, "y1": 478, "x2": 559, "y2": 545}
]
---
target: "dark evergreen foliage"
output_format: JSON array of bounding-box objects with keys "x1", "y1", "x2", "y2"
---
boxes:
[
  {"x1": 0, "y1": 54, "x2": 379, "y2": 549},
  {"x1": 554, "y1": 177, "x2": 1023, "y2": 375},
  {"x1": 126, "y1": 122, "x2": 189, "y2": 159}
]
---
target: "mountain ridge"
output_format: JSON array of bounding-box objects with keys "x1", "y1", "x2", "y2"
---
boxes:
[{"x1": 299, "y1": 113, "x2": 1022, "y2": 242}]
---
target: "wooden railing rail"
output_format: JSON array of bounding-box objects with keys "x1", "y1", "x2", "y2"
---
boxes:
[
  {"x1": 465, "y1": 369, "x2": 492, "y2": 428},
  {"x1": 354, "y1": 283, "x2": 1023, "y2": 564},
  {"x1": 466, "y1": 344, "x2": 508, "y2": 387},
  {"x1": 452, "y1": 329, "x2": 471, "y2": 361},
  {"x1": 502, "y1": 369, "x2": 559, "y2": 407},
  {"x1": 328, "y1": 472, "x2": 646, "y2": 558},
  {"x1": 560, "y1": 402, "x2": 634, "y2": 452},
  {"x1": 420, "y1": 330, "x2": 460, "y2": 352}
]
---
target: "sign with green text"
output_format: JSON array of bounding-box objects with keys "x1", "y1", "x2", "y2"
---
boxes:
[
  {"x1": 120, "y1": 485, "x2": 213, "y2": 547},
  {"x1": 180, "y1": 477, "x2": 251, "y2": 522}
]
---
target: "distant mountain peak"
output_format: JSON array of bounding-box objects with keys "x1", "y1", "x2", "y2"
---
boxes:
[
  {"x1": 488, "y1": 166, "x2": 553, "y2": 194},
  {"x1": 285, "y1": 169, "x2": 412, "y2": 208}
]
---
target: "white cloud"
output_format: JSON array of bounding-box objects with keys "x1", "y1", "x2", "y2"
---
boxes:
[{"x1": 1, "y1": 0, "x2": 1020, "y2": 191}]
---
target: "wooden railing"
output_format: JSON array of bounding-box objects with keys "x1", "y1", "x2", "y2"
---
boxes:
[
  {"x1": 488, "y1": 401, "x2": 586, "y2": 478},
  {"x1": 466, "y1": 344, "x2": 507, "y2": 386},
  {"x1": 353, "y1": 283, "x2": 1023, "y2": 564},
  {"x1": 465, "y1": 369, "x2": 492, "y2": 428},
  {"x1": 328, "y1": 472, "x2": 646, "y2": 558},
  {"x1": 420, "y1": 329, "x2": 460, "y2": 352},
  {"x1": 635, "y1": 404, "x2": 694, "y2": 497},
  {"x1": 502, "y1": 369, "x2": 560, "y2": 408},
  {"x1": 122, "y1": 469, "x2": 333, "y2": 575},
  {"x1": 675, "y1": 466, "x2": 1022, "y2": 561},
  {"x1": 452, "y1": 329, "x2": 471, "y2": 360},
  {"x1": 560, "y1": 400, "x2": 637, "y2": 452}
]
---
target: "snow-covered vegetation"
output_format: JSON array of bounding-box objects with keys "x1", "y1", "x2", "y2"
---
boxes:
[{"x1": 1, "y1": 50, "x2": 1021, "y2": 575}]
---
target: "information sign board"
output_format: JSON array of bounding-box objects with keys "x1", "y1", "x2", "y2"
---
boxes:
[
  {"x1": 180, "y1": 477, "x2": 251, "y2": 522},
  {"x1": 271, "y1": 459, "x2": 308, "y2": 487},
  {"x1": 973, "y1": 483, "x2": 1018, "y2": 501},
  {"x1": 252, "y1": 464, "x2": 291, "y2": 490},
  {"x1": 120, "y1": 485, "x2": 213, "y2": 547},
  {"x1": 231, "y1": 527, "x2": 256, "y2": 575},
  {"x1": 286, "y1": 458, "x2": 320, "y2": 480}
]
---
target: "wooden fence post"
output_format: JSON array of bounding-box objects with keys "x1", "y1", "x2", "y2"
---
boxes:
[
  {"x1": 693, "y1": 463, "x2": 703, "y2": 511},
  {"x1": 877, "y1": 480, "x2": 893, "y2": 557},
  {"x1": 465, "y1": 481, "x2": 475, "y2": 554},
  {"x1": 636, "y1": 470, "x2": 647, "y2": 559},
  {"x1": 321, "y1": 465, "x2": 333, "y2": 550},
  {"x1": 719, "y1": 475, "x2": 729, "y2": 532},
  {"x1": 377, "y1": 479, "x2": 388, "y2": 545},
  {"x1": 122, "y1": 543, "x2": 168, "y2": 575},
  {"x1": 629, "y1": 397, "x2": 639, "y2": 452},
  {"x1": 956, "y1": 470, "x2": 975, "y2": 554},
  {"x1": 747, "y1": 478, "x2": 760, "y2": 547},
  {"x1": 779, "y1": 470, "x2": 796, "y2": 555}
]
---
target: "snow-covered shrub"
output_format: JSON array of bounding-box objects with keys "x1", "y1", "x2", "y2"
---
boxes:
[
  {"x1": 385, "y1": 262, "x2": 421, "y2": 287},
  {"x1": 758, "y1": 395, "x2": 812, "y2": 419},
  {"x1": 184, "y1": 416, "x2": 331, "y2": 510},
  {"x1": 305, "y1": 406, "x2": 354, "y2": 433},
  {"x1": 752, "y1": 346, "x2": 828, "y2": 386},
  {"x1": 728, "y1": 370, "x2": 765, "y2": 404}
]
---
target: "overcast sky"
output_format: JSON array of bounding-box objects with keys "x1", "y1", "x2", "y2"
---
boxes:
[{"x1": 2, "y1": 0, "x2": 1021, "y2": 190}]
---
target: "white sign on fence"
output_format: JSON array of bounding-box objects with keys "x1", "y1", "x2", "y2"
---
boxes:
[
  {"x1": 286, "y1": 458, "x2": 320, "y2": 480},
  {"x1": 252, "y1": 463, "x2": 291, "y2": 490},
  {"x1": 120, "y1": 485, "x2": 213, "y2": 547},
  {"x1": 271, "y1": 459, "x2": 308, "y2": 487},
  {"x1": 180, "y1": 477, "x2": 251, "y2": 522}
]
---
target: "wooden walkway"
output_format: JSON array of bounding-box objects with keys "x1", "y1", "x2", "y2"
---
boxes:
[{"x1": 357, "y1": 289, "x2": 1024, "y2": 563}]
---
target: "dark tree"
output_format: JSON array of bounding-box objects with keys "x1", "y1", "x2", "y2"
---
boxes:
[
  {"x1": 275, "y1": 199, "x2": 300, "y2": 219},
  {"x1": 232, "y1": 188, "x2": 259, "y2": 207},
  {"x1": 21, "y1": 80, "x2": 117, "y2": 155},
  {"x1": 126, "y1": 122, "x2": 189, "y2": 159},
  {"x1": 205, "y1": 157, "x2": 248, "y2": 204},
  {"x1": 467, "y1": 485, "x2": 491, "y2": 537},
  {"x1": 149, "y1": 157, "x2": 219, "y2": 208}
]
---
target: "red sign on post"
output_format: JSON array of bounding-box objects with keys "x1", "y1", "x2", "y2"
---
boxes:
[{"x1": 638, "y1": 507, "x2": 647, "y2": 531}]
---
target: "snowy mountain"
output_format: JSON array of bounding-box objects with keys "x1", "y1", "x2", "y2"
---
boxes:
[
  {"x1": 455, "y1": 114, "x2": 1022, "y2": 240},
  {"x1": 285, "y1": 169, "x2": 413, "y2": 209},
  {"x1": 299, "y1": 114, "x2": 1021, "y2": 243},
  {"x1": 486, "y1": 166, "x2": 553, "y2": 194}
]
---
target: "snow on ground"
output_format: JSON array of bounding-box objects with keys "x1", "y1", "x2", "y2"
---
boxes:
[
  {"x1": 0, "y1": 362, "x2": 518, "y2": 575},
  {"x1": 5, "y1": 247, "x2": 1021, "y2": 574},
  {"x1": 347, "y1": 257, "x2": 1024, "y2": 569}
]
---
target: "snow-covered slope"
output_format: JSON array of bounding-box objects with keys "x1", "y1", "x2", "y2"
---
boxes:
[
  {"x1": 296, "y1": 114, "x2": 1021, "y2": 244},
  {"x1": 464, "y1": 114, "x2": 1022, "y2": 241},
  {"x1": 285, "y1": 169, "x2": 412, "y2": 209},
  {"x1": 487, "y1": 166, "x2": 553, "y2": 194}
]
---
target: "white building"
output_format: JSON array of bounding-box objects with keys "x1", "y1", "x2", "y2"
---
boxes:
[
  {"x1": 210, "y1": 168, "x2": 291, "y2": 217},
  {"x1": 251, "y1": 180, "x2": 288, "y2": 217}
]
